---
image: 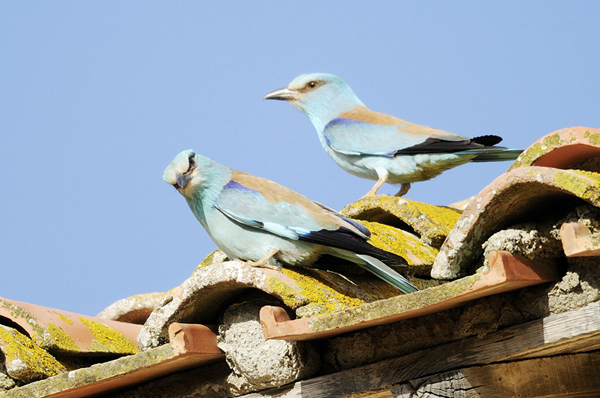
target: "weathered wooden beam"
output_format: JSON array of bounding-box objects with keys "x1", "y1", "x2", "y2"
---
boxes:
[
  {"x1": 410, "y1": 351, "x2": 600, "y2": 398},
  {"x1": 242, "y1": 301, "x2": 600, "y2": 398}
]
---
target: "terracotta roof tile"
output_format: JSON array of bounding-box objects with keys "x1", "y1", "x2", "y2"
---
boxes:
[
  {"x1": 137, "y1": 260, "x2": 417, "y2": 351},
  {"x1": 96, "y1": 292, "x2": 166, "y2": 324},
  {"x1": 0, "y1": 297, "x2": 140, "y2": 355},
  {"x1": 1, "y1": 323, "x2": 223, "y2": 398},
  {"x1": 560, "y1": 222, "x2": 600, "y2": 257},
  {"x1": 5, "y1": 126, "x2": 600, "y2": 397},
  {"x1": 341, "y1": 196, "x2": 462, "y2": 248},
  {"x1": 432, "y1": 167, "x2": 600, "y2": 279},
  {"x1": 509, "y1": 127, "x2": 600, "y2": 170},
  {"x1": 259, "y1": 250, "x2": 557, "y2": 341}
]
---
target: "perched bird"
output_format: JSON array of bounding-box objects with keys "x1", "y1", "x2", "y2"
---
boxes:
[
  {"x1": 265, "y1": 73, "x2": 522, "y2": 197},
  {"x1": 164, "y1": 149, "x2": 418, "y2": 294}
]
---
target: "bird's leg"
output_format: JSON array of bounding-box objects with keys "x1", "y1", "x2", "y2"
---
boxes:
[
  {"x1": 361, "y1": 168, "x2": 389, "y2": 198},
  {"x1": 246, "y1": 249, "x2": 281, "y2": 270},
  {"x1": 394, "y1": 183, "x2": 411, "y2": 197}
]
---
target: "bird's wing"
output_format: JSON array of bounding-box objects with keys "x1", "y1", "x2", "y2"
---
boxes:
[
  {"x1": 214, "y1": 172, "x2": 369, "y2": 241},
  {"x1": 324, "y1": 106, "x2": 491, "y2": 157},
  {"x1": 215, "y1": 172, "x2": 407, "y2": 264}
]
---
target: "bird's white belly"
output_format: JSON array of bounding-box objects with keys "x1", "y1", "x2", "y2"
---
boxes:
[
  {"x1": 326, "y1": 147, "x2": 476, "y2": 184},
  {"x1": 203, "y1": 210, "x2": 322, "y2": 266}
]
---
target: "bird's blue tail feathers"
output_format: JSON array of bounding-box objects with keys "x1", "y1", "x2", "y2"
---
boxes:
[
  {"x1": 356, "y1": 254, "x2": 418, "y2": 294},
  {"x1": 460, "y1": 148, "x2": 523, "y2": 162}
]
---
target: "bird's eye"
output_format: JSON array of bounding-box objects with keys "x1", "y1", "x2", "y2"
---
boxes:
[
  {"x1": 187, "y1": 155, "x2": 195, "y2": 171},
  {"x1": 307, "y1": 81, "x2": 318, "y2": 89}
]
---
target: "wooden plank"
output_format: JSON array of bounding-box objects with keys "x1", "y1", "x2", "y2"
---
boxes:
[
  {"x1": 414, "y1": 351, "x2": 600, "y2": 397},
  {"x1": 242, "y1": 301, "x2": 600, "y2": 398}
]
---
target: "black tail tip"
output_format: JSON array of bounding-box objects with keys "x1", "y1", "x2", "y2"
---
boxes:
[{"x1": 472, "y1": 135, "x2": 503, "y2": 146}]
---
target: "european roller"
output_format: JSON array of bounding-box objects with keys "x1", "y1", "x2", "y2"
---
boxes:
[
  {"x1": 265, "y1": 73, "x2": 522, "y2": 197},
  {"x1": 164, "y1": 149, "x2": 418, "y2": 294}
]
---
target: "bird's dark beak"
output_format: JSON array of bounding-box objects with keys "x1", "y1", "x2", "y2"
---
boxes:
[
  {"x1": 264, "y1": 87, "x2": 298, "y2": 101},
  {"x1": 176, "y1": 173, "x2": 192, "y2": 189}
]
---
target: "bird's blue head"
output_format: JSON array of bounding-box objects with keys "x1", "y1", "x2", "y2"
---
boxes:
[
  {"x1": 163, "y1": 149, "x2": 200, "y2": 194},
  {"x1": 264, "y1": 73, "x2": 364, "y2": 131},
  {"x1": 164, "y1": 150, "x2": 230, "y2": 215}
]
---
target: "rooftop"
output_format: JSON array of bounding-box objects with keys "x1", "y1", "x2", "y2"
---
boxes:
[{"x1": 1, "y1": 126, "x2": 600, "y2": 398}]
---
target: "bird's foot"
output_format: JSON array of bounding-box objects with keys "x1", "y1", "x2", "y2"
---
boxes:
[
  {"x1": 361, "y1": 169, "x2": 389, "y2": 199},
  {"x1": 246, "y1": 249, "x2": 281, "y2": 271},
  {"x1": 394, "y1": 183, "x2": 411, "y2": 197},
  {"x1": 359, "y1": 190, "x2": 378, "y2": 199}
]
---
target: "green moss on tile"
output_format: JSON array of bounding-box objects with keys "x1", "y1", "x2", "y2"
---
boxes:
[
  {"x1": 46, "y1": 324, "x2": 80, "y2": 354},
  {"x1": 79, "y1": 318, "x2": 139, "y2": 355},
  {"x1": 0, "y1": 326, "x2": 66, "y2": 382},
  {"x1": 588, "y1": 131, "x2": 600, "y2": 146},
  {"x1": 289, "y1": 270, "x2": 365, "y2": 308}
]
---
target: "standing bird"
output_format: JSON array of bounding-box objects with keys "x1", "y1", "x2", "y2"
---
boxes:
[
  {"x1": 265, "y1": 73, "x2": 522, "y2": 198},
  {"x1": 164, "y1": 149, "x2": 418, "y2": 294}
]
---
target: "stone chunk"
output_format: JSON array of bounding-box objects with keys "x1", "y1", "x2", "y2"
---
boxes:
[
  {"x1": 217, "y1": 300, "x2": 319, "y2": 394},
  {"x1": 0, "y1": 325, "x2": 66, "y2": 383}
]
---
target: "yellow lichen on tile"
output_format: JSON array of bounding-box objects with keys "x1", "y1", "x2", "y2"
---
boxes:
[
  {"x1": 509, "y1": 129, "x2": 600, "y2": 170},
  {"x1": 361, "y1": 220, "x2": 437, "y2": 274},
  {"x1": 79, "y1": 318, "x2": 139, "y2": 355},
  {"x1": 341, "y1": 196, "x2": 461, "y2": 248},
  {"x1": 0, "y1": 299, "x2": 50, "y2": 348},
  {"x1": 280, "y1": 268, "x2": 366, "y2": 318},
  {"x1": 265, "y1": 275, "x2": 309, "y2": 310},
  {"x1": 0, "y1": 325, "x2": 66, "y2": 383},
  {"x1": 509, "y1": 132, "x2": 563, "y2": 170},
  {"x1": 309, "y1": 273, "x2": 482, "y2": 333},
  {"x1": 54, "y1": 312, "x2": 73, "y2": 325},
  {"x1": 196, "y1": 248, "x2": 228, "y2": 271},
  {"x1": 46, "y1": 323, "x2": 80, "y2": 353},
  {"x1": 553, "y1": 169, "x2": 600, "y2": 205}
]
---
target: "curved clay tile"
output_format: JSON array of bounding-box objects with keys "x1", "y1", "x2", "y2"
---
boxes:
[
  {"x1": 137, "y1": 261, "x2": 306, "y2": 350},
  {"x1": 97, "y1": 292, "x2": 167, "y2": 324},
  {"x1": 509, "y1": 127, "x2": 600, "y2": 170},
  {"x1": 0, "y1": 297, "x2": 141, "y2": 355},
  {"x1": 432, "y1": 167, "x2": 600, "y2": 279},
  {"x1": 341, "y1": 196, "x2": 461, "y2": 248},
  {"x1": 260, "y1": 251, "x2": 557, "y2": 341},
  {"x1": 137, "y1": 258, "x2": 420, "y2": 351}
]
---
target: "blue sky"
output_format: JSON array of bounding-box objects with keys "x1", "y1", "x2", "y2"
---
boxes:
[{"x1": 1, "y1": 2, "x2": 598, "y2": 316}]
